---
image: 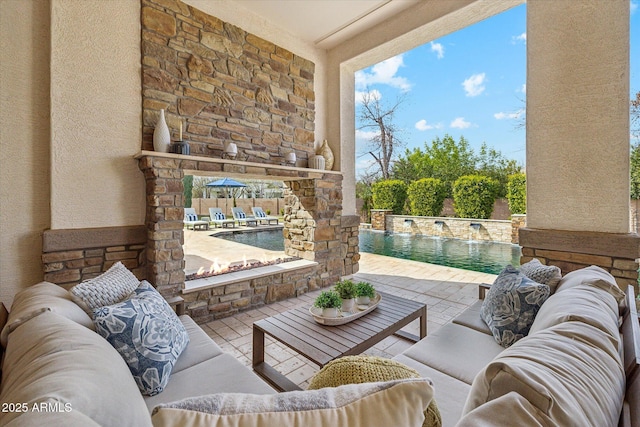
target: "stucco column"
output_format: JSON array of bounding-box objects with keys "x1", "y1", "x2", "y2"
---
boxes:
[
  {"x1": 522, "y1": 0, "x2": 639, "y2": 290},
  {"x1": 526, "y1": 0, "x2": 629, "y2": 232}
]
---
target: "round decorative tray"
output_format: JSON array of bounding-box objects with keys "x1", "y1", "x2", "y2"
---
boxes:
[{"x1": 309, "y1": 293, "x2": 381, "y2": 326}]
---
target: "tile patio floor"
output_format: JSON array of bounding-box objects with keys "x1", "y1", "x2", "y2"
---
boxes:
[{"x1": 198, "y1": 251, "x2": 497, "y2": 390}]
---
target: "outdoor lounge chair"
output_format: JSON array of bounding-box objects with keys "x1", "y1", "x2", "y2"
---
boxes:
[
  {"x1": 184, "y1": 207, "x2": 209, "y2": 230},
  {"x1": 251, "y1": 207, "x2": 279, "y2": 225},
  {"x1": 232, "y1": 207, "x2": 258, "y2": 227},
  {"x1": 209, "y1": 207, "x2": 236, "y2": 228}
]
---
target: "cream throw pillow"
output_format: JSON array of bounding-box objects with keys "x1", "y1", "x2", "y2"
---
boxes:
[
  {"x1": 555, "y1": 265, "x2": 624, "y2": 303},
  {"x1": 69, "y1": 262, "x2": 140, "y2": 316},
  {"x1": 151, "y1": 379, "x2": 433, "y2": 427}
]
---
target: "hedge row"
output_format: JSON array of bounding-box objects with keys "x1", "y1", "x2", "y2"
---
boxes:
[{"x1": 372, "y1": 174, "x2": 526, "y2": 218}]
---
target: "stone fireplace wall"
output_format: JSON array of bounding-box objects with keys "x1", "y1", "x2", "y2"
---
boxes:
[{"x1": 141, "y1": 0, "x2": 316, "y2": 165}]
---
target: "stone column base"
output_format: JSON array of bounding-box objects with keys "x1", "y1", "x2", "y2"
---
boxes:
[{"x1": 519, "y1": 228, "x2": 640, "y2": 292}]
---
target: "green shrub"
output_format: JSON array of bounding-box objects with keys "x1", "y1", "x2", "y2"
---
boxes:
[
  {"x1": 506, "y1": 173, "x2": 526, "y2": 214},
  {"x1": 355, "y1": 282, "x2": 375, "y2": 298},
  {"x1": 372, "y1": 180, "x2": 407, "y2": 214},
  {"x1": 452, "y1": 175, "x2": 498, "y2": 219},
  {"x1": 407, "y1": 178, "x2": 447, "y2": 216}
]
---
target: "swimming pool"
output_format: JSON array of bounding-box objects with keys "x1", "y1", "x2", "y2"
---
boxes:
[
  {"x1": 215, "y1": 229, "x2": 521, "y2": 274},
  {"x1": 215, "y1": 229, "x2": 285, "y2": 252},
  {"x1": 359, "y1": 229, "x2": 521, "y2": 274}
]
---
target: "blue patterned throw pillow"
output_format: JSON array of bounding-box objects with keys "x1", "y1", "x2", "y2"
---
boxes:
[
  {"x1": 481, "y1": 265, "x2": 550, "y2": 347},
  {"x1": 93, "y1": 281, "x2": 189, "y2": 396}
]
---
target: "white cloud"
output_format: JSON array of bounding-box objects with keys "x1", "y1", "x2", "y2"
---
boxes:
[
  {"x1": 450, "y1": 117, "x2": 471, "y2": 129},
  {"x1": 355, "y1": 89, "x2": 381, "y2": 104},
  {"x1": 430, "y1": 42, "x2": 444, "y2": 59},
  {"x1": 355, "y1": 55, "x2": 412, "y2": 92},
  {"x1": 520, "y1": 83, "x2": 526, "y2": 94},
  {"x1": 415, "y1": 119, "x2": 443, "y2": 131},
  {"x1": 494, "y1": 110, "x2": 524, "y2": 120},
  {"x1": 632, "y1": 1, "x2": 638, "y2": 15},
  {"x1": 512, "y1": 32, "x2": 527, "y2": 44},
  {"x1": 462, "y1": 73, "x2": 486, "y2": 97},
  {"x1": 356, "y1": 129, "x2": 380, "y2": 141}
]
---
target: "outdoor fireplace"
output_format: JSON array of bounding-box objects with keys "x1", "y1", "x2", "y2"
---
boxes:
[{"x1": 137, "y1": 152, "x2": 360, "y2": 322}]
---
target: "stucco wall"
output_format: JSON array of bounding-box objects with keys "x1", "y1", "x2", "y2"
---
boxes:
[
  {"x1": 0, "y1": 0, "x2": 52, "y2": 306},
  {"x1": 50, "y1": 0, "x2": 144, "y2": 230}
]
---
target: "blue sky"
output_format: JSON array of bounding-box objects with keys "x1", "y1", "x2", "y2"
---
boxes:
[{"x1": 355, "y1": 2, "x2": 640, "y2": 177}]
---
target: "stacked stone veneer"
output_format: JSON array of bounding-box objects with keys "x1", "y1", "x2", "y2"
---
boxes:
[
  {"x1": 141, "y1": 0, "x2": 316, "y2": 165},
  {"x1": 138, "y1": 154, "x2": 353, "y2": 322},
  {"x1": 520, "y1": 228, "x2": 640, "y2": 293},
  {"x1": 41, "y1": 226, "x2": 147, "y2": 288}
]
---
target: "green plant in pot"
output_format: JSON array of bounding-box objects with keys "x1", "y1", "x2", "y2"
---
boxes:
[
  {"x1": 334, "y1": 279, "x2": 357, "y2": 313},
  {"x1": 314, "y1": 290, "x2": 342, "y2": 318},
  {"x1": 355, "y1": 281, "x2": 376, "y2": 305}
]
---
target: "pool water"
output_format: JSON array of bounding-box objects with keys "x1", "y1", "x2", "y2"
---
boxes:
[
  {"x1": 215, "y1": 229, "x2": 285, "y2": 252},
  {"x1": 215, "y1": 229, "x2": 521, "y2": 275},
  {"x1": 359, "y1": 229, "x2": 521, "y2": 275}
]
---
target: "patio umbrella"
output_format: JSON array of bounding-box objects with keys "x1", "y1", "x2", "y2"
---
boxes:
[{"x1": 206, "y1": 178, "x2": 246, "y2": 211}]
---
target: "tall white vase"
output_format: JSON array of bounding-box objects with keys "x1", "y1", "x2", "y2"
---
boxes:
[{"x1": 153, "y1": 109, "x2": 171, "y2": 153}]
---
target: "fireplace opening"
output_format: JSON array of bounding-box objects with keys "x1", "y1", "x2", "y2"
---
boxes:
[{"x1": 183, "y1": 175, "x2": 290, "y2": 280}]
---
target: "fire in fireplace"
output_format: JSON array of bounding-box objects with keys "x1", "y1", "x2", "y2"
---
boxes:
[{"x1": 185, "y1": 254, "x2": 300, "y2": 281}]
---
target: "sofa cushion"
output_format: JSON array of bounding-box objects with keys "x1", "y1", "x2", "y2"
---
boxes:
[
  {"x1": 393, "y1": 354, "x2": 471, "y2": 427},
  {"x1": 70, "y1": 261, "x2": 140, "y2": 316},
  {"x1": 481, "y1": 265, "x2": 550, "y2": 347},
  {"x1": 529, "y1": 282, "x2": 620, "y2": 342},
  {"x1": 171, "y1": 315, "x2": 224, "y2": 374},
  {"x1": 307, "y1": 355, "x2": 441, "y2": 427},
  {"x1": 456, "y1": 392, "x2": 552, "y2": 427},
  {"x1": 452, "y1": 300, "x2": 491, "y2": 335},
  {"x1": 463, "y1": 321, "x2": 625, "y2": 427},
  {"x1": 150, "y1": 379, "x2": 433, "y2": 427},
  {"x1": 0, "y1": 311, "x2": 152, "y2": 427},
  {"x1": 1, "y1": 281, "x2": 94, "y2": 347},
  {"x1": 401, "y1": 322, "x2": 503, "y2": 384},
  {"x1": 518, "y1": 258, "x2": 562, "y2": 293},
  {"x1": 555, "y1": 265, "x2": 624, "y2": 303},
  {"x1": 144, "y1": 353, "x2": 275, "y2": 410},
  {"x1": 93, "y1": 281, "x2": 189, "y2": 396}
]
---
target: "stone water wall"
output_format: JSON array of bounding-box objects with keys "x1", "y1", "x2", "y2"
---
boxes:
[{"x1": 141, "y1": 0, "x2": 316, "y2": 164}]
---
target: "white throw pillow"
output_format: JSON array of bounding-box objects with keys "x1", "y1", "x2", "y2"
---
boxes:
[
  {"x1": 555, "y1": 265, "x2": 624, "y2": 302},
  {"x1": 151, "y1": 379, "x2": 434, "y2": 427},
  {"x1": 518, "y1": 258, "x2": 562, "y2": 293},
  {"x1": 69, "y1": 262, "x2": 140, "y2": 316}
]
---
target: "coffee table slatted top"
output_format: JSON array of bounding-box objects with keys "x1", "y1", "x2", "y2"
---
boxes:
[{"x1": 252, "y1": 291, "x2": 427, "y2": 391}]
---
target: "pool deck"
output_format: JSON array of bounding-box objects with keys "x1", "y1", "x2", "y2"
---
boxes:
[{"x1": 184, "y1": 228, "x2": 497, "y2": 389}]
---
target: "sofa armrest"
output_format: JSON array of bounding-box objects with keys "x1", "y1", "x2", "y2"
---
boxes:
[
  {"x1": 166, "y1": 296, "x2": 185, "y2": 316},
  {"x1": 478, "y1": 283, "x2": 491, "y2": 300}
]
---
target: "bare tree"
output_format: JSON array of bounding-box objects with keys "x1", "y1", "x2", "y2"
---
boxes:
[
  {"x1": 357, "y1": 91, "x2": 406, "y2": 179},
  {"x1": 632, "y1": 91, "x2": 640, "y2": 139}
]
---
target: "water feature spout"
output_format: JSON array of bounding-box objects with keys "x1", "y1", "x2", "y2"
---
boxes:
[
  {"x1": 434, "y1": 220, "x2": 445, "y2": 238},
  {"x1": 469, "y1": 222, "x2": 482, "y2": 242}
]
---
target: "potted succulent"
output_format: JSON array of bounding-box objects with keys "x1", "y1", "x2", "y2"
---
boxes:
[
  {"x1": 313, "y1": 290, "x2": 342, "y2": 318},
  {"x1": 355, "y1": 281, "x2": 376, "y2": 305},
  {"x1": 334, "y1": 279, "x2": 357, "y2": 313}
]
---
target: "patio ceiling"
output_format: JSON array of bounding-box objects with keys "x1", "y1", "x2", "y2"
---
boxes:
[{"x1": 232, "y1": 0, "x2": 420, "y2": 49}]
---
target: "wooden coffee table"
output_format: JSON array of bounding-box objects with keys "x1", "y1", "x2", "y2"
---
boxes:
[{"x1": 252, "y1": 291, "x2": 427, "y2": 391}]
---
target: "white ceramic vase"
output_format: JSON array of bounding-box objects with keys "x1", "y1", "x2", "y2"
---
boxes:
[
  {"x1": 153, "y1": 109, "x2": 171, "y2": 153},
  {"x1": 341, "y1": 298, "x2": 355, "y2": 313},
  {"x1": 356, "y1": 296, "x2": 371, "y2": 305},
  {"x1": 322, "y1": 307, "x2": 339, "y2": 318},
  {"x1": 310, "y1": 155, "x2": 325, "y2": 170}
]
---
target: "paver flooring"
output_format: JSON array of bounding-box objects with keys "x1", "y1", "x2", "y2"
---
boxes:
[{"x1": 197, "y1": 250, "x2": 497, "y2": 389}]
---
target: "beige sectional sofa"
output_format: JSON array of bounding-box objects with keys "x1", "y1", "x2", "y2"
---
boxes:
[
  {"x1": 0, "y1": 265, "x2": 638, "y2": 427},
  {"x1": 395, "y1": 265, "x2": 640, "y2": 427}
]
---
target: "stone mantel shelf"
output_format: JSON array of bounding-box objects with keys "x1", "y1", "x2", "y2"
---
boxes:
[{"x1": 135, "y1": 151, "x2": 342, "y2": 181}]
